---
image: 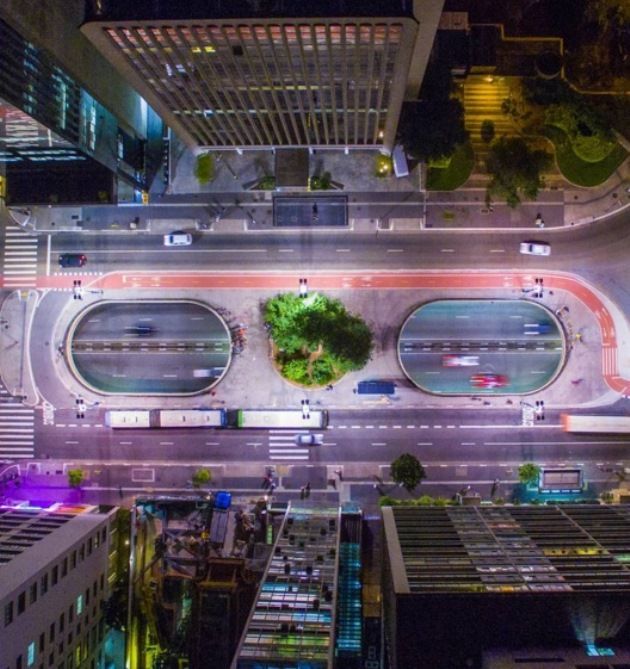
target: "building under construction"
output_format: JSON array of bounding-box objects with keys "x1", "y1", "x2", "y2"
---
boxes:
[{"x1": 127, "y1": 495, "x2": 363, "y2": 669}]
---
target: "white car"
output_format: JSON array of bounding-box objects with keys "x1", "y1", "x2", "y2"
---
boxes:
[
  {"x1": 442, "y1": 354, "x2": 479, "y2": 367},
  {"x1": 295, "y1": 433, "x2": 323, "y2": 446},
  {"x1": 520, "y1": 241, "x2": 550, "y2": 256},
  {"x1": 164, "y1": 231, "x2": 193, "y2": 247}
]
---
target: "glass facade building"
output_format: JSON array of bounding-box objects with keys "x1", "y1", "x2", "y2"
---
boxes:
[{"x1": 0, "y1": 15, "x2": 162, "y2": 205}]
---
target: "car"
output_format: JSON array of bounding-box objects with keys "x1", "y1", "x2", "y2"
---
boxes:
[
  {"x1": 125, "y1": 324, "x2": 155, "y2": 337},
  {"x1": 163, "y1": 231, "x2": 192, "y2": 246},
  {"x1": 442, "y1": 354, "x2": 479, "y2": 367},
  {"x1": 58, "y1": 253, "x2": 87, "y2": 268},
  {"x1": 295, "y1": 433, "x2": 324, "y2": 446},
  {"x1": 520, "y1": 241, "x2": 551, "y2": 256},
  {"x1": 470, "y1": 373, "x2": 508, "y2": 389}
]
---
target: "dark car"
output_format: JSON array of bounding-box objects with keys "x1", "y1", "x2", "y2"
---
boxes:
[
  {"x1": 125, "y1": 324, "x2": 155, "y2": 337},
  {"x1": 58, "y1": 253, "x2": 87, "y2": 268}
]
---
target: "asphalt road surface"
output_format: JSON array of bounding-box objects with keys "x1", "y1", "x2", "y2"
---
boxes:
[{"x1": 399, "y1": 298, "x2": 564, "y2": 394}]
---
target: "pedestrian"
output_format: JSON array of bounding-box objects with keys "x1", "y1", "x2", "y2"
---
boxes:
[{"x1": 269, "y1": 483, "x2": 276, "y2": 494}]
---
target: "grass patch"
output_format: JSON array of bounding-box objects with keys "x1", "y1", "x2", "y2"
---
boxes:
[
  {"x1": 542, "y1": 125, "x2": 628, "y2": 187},
  {"x1": 426, "y1": 142, "x2": 474, "y2": 191}
]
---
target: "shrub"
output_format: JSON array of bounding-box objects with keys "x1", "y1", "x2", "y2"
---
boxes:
[
  {"x1": 194, "y1": 153, "x2": 215, "y2": 185},
  {"x1": 374, "y1": 154, "x2": 393, "y2": 178},
  {"x1": 480, "y1": 120, "x2": 495, "y2": 143}
]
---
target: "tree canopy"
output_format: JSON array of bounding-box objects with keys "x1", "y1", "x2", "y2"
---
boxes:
[
  {"x1": 265, "y1": 292, "x2": 373, "y2": 385},
  {"x1": 486, "y1": 137, "x2": 552, "y2": 207},
  {"x1": 518, "y1": 463, "x2": 541, "y2": 486},
  {"x1": 68, "y1": 468, "x2": 85, "y2": 488},
  {"x1": 391, "y1": 453, "x2": 427, "y2": 492},
  {"x1": 192, "y1": 468, "x2": 212, "y2": 488},
  {"x1": 398, "y1": 98, "x2": 468, "y2": 163}
]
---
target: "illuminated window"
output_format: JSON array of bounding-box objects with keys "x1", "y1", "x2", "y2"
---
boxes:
[
  {"x1": 27, "y1": 641, "x2": 35, "y2": 667},
  {"x1": 76, "y1": 594, "x2": 83, "y2": 616}
]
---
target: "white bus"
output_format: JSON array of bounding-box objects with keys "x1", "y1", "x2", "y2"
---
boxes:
[
  {"x1": 561, "y1": 414, "x2": 630, "y2": 434},
  {"x1": 158, "y1": 410, "x2": 226, "y2": 428},
  {"x1": 235, "y1": 409, "x2": 328, "y2": 429},
  {"x1": 105, "y1": 409, "x2": 226, "y2": 429},
  {"x1": 105, "y1": 410, "x2": 152, "y2": 428}
]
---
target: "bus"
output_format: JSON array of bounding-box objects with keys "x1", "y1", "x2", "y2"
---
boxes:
[
  {"x1": 105, "y1": 409, "x2": 226, "y2": 429},
  {"x1": 561, "y1": 414, "x2": 630, "y2": 434},
  {"x1": 158, "y1": 410, "x2": 226, "y2": 428},
  {"x1": 234, "y1": 409, "x2": 328, "y2": 429},
  {"x1": 105, "y1": 410, "x2": 151, "y2": 428},
  {"x1": 539, "y1": 468, "x2": 583, "y2": 493}
]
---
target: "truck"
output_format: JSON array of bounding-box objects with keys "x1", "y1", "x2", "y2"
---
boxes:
[{"x1": 561, "y1": 414, "x2": 630, "y2": 434}]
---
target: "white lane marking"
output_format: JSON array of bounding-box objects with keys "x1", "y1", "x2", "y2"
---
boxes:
[
  {"x1": 270, "y1": 455, "x2": 309, "y2": 460},
  {"x1": 46, "y1": 235, "x2": 51, "y2": 275},
  {"x1": 336, "y1": 248, "x2": 351, "y2": 253},
  {"x1": 371, "y1": 442, "x2": 387, "y2": 446},
  {"x1": 65, "y1": 441, "x2": 79, "y2": 445},
  {"x1": 489, "y1": 249, "x2": 505, "y2": 253},
  {"x1": 206, "y1": 442, "x2": 219, "y2": 446},
  {"x1": 246, "y1": 442, "x2": 263, "y2": 446},
  {"x1": 387, "y1": 249, "x2": 404, "y2": 253},
  {"x1": 441, "y1": 248, "x2": 454, "y2": 253},
  {"x1": 278, "y1": 249, "x2": 294, "y2": 253},
  {"x1": 486, "y1": 440, "x2": 627, "y2": 446},
  {"x1": 416, "y1": 442, "x2": 433, "y2": 446},
  {"x1": 159, "y1": 441, "x2": 174, "y2": 446},
  {"x1": 462, "y1": 424, "x2": 561, "y2": 429}
]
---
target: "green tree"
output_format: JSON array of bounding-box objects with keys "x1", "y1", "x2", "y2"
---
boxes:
[
  {"x1": 518, "y1": 463, "x2": 541, "y2": 487},
  {"x1": 391, "y1": 453, "x2": 427, "y2": 493},
  {"x1": 398, "y1": 98, "x2": 468, "y2": 163},
  {"x1": 192, "y1": 468, "x2": 211, "y2": 489},
  {"x1": 67, "y1": 469, "x2": 84, "y2": 488},
  {"x1": 486, "y1": 137, "x2": 552, "y2": 207},
  {"x1": 265, "y1": 293, "x2": 373, "y2": 383}
]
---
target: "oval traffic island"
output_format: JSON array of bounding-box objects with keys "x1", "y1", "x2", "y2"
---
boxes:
[
  {"x1": 67, "y1": 300, "x2": 231, "y2": 395},
  {"x1": 398, "y1": 299, "x2": 565, "y2": 395}
]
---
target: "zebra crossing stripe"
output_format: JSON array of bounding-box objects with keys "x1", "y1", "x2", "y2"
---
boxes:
[{"x1": 0, "y1": 385, "x2": 35, "y2": 458}]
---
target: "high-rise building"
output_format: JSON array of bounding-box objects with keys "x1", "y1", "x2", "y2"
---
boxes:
[
  {"x1": 0, "y1": 502, "x2": 120, "y2": 669},
  {"x1": 382, "y1": 504, "x2": 630, "y2": 669},
  {"x1": 0, "y1": 2, "x2": 163, "y2": 205},
  {"x1": 81, "y1": 0, "x2": 444, "y2": 151}
]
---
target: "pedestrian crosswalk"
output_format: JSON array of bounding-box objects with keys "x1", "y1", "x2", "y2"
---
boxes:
[
  {"x1": 2, "y1": 225, "x2": 38, "y2": 288},
  {"x1": 0, "y1": 385, "x2": 35, "y2": 459},
  {"x1": 268, "y1": 430, "x2": 311, "y2": 461}
]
